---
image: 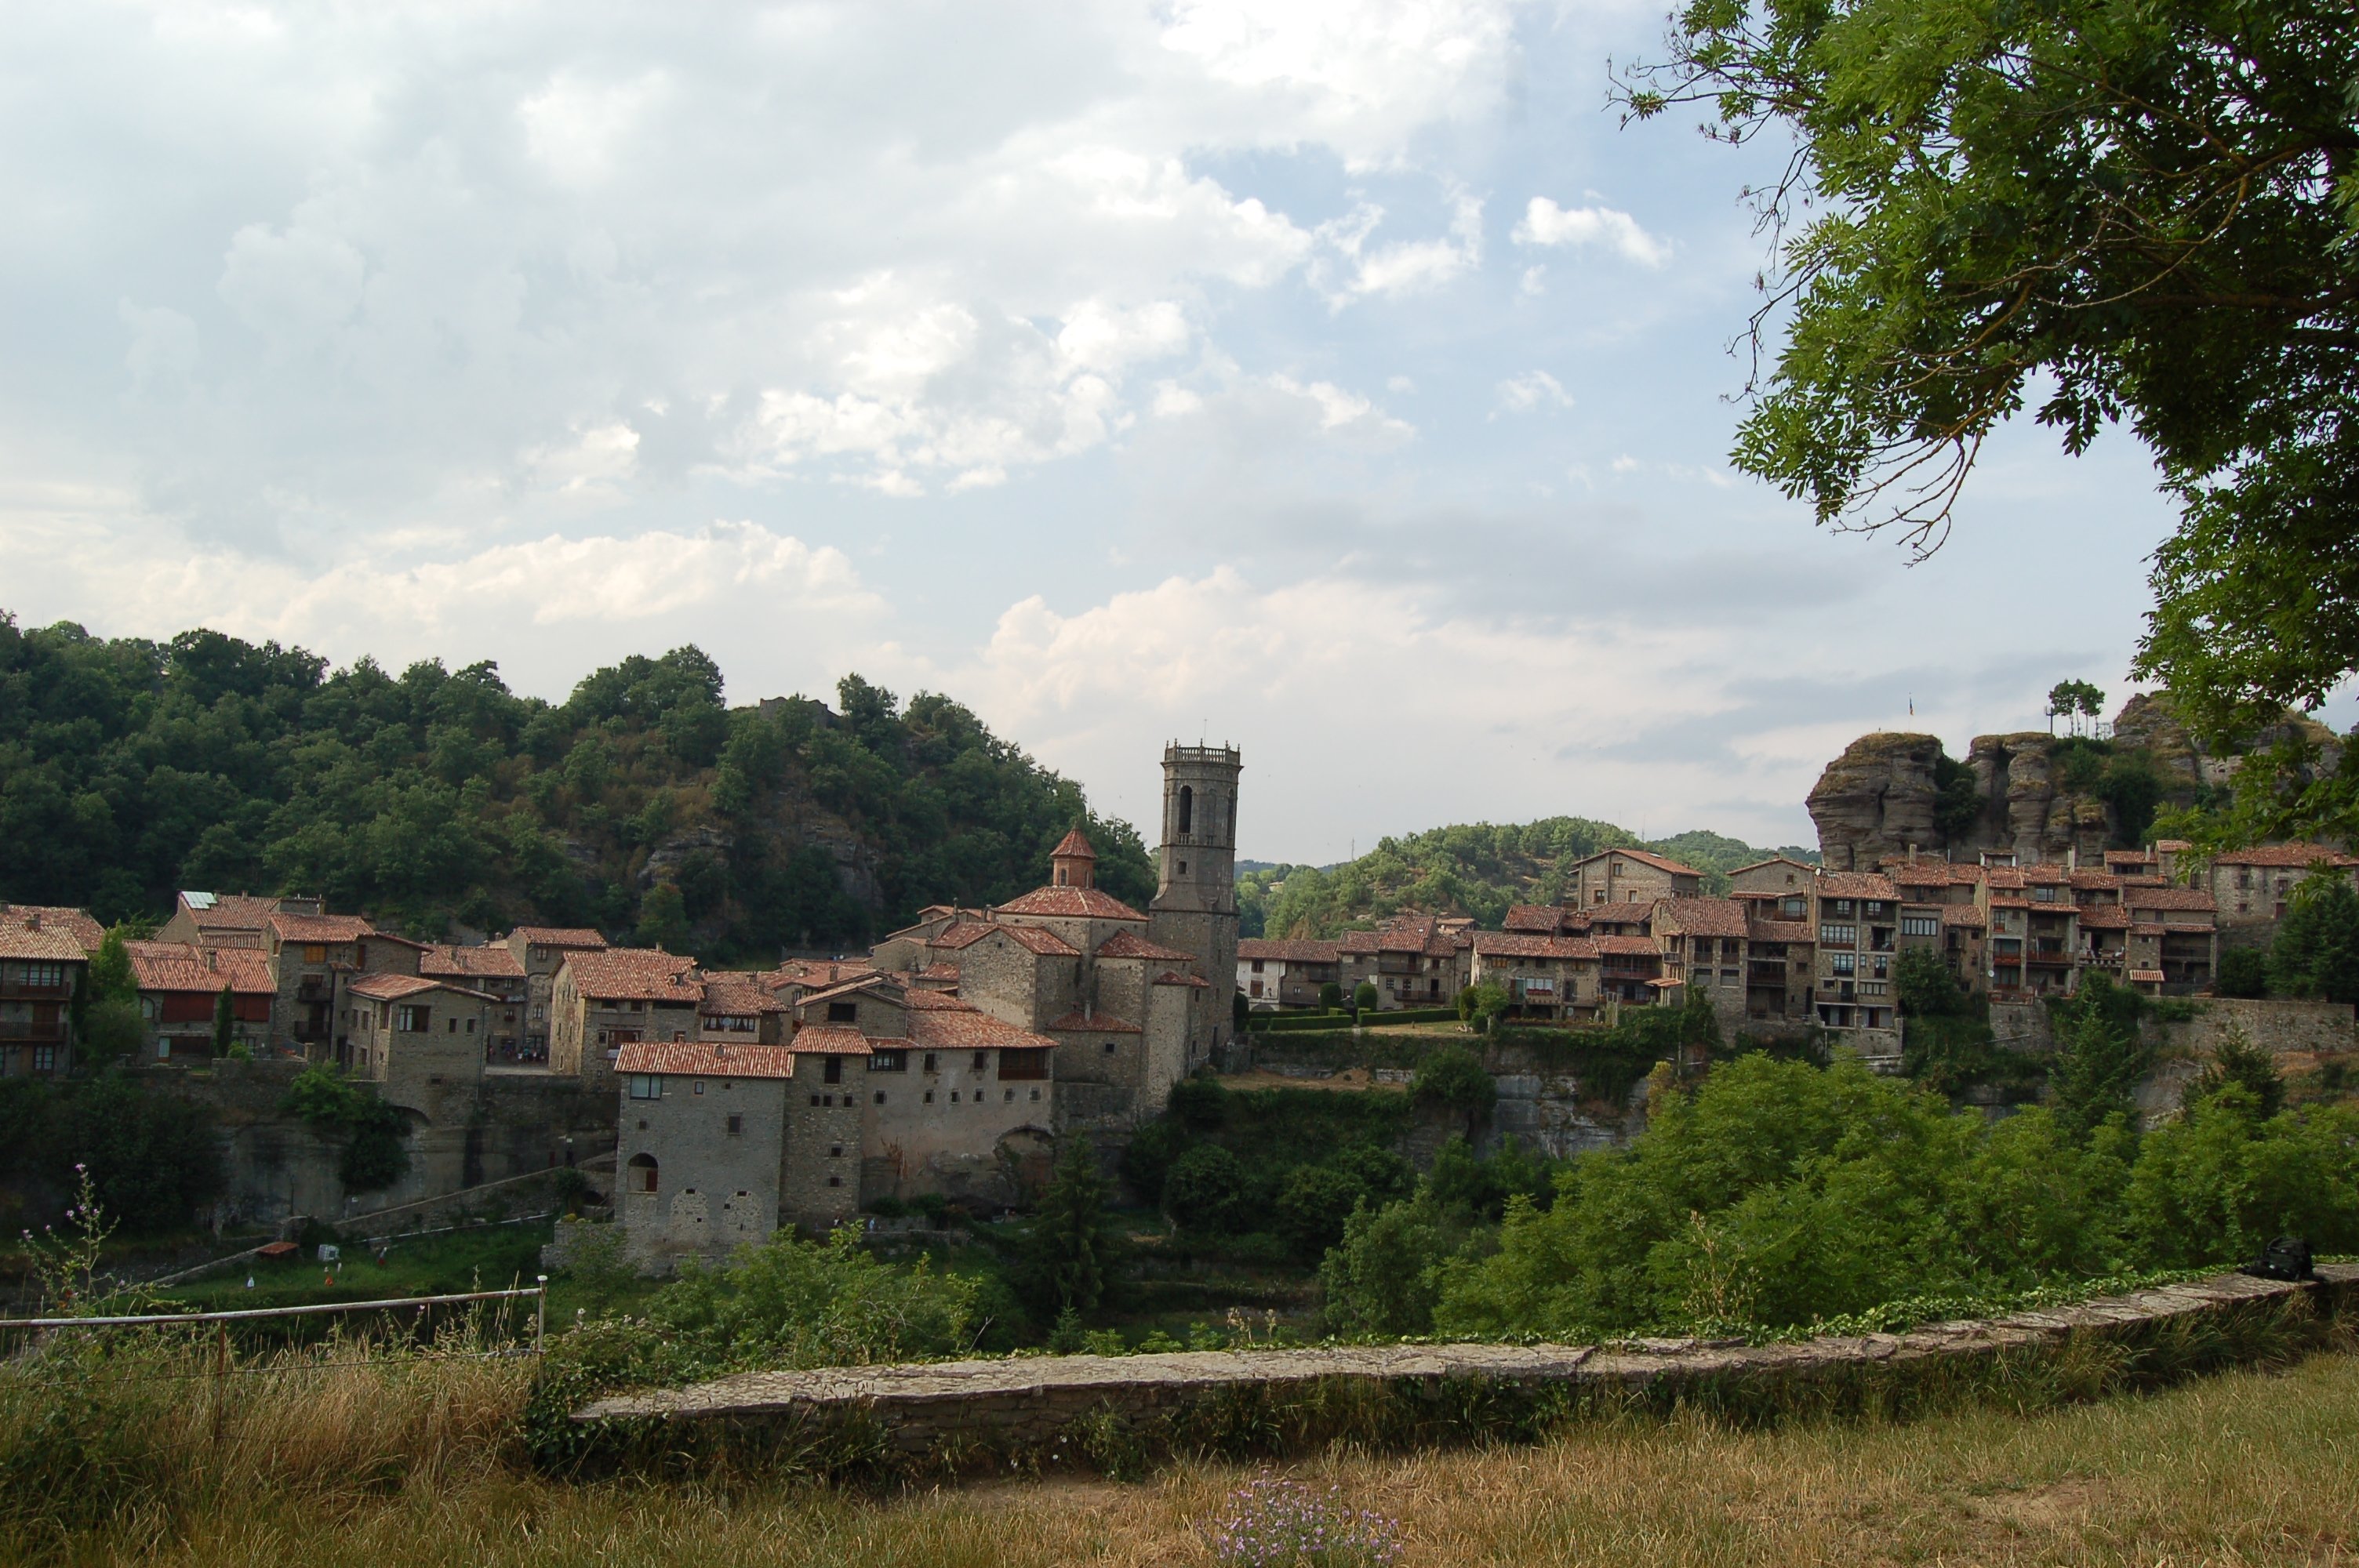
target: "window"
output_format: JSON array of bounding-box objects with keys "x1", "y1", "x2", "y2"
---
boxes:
[
  {"x1": 13, "y1": 962, "x2": 64, "y2": 990},
  {"x1": 1030, "y1": 1087, "x2": 1041, "y2": 1101},
  {"x1": 823, "y1": 1057, "x2": 842, "y2": 1084},
  {"x1": 827, "y1": 1000, "x2": 858, "y2": 1023},
  {"x1": 869, "y1": 1049, "x2": 907, "y2": 1072},
  {"x1": 1250, "y1": 960, "x2": 1265, "y2": 973},
  {"x1": 1178, "y1": 784, "x2": 1193, "y2": 834},
  {"x1": 1901, "y1": 915, "x2": 1939, "y2": 938},
  {"x1": 693, "y1": 1080, "x2": 704, "y2": 1094},
  {"x1": 304, "y1": 944, "x2": 327, "y2": 964},
  {"x1": 1830, "y1": 953, "x2": 1856, "y2": 975},
  {"x1": 466, "y1": 1017, "x2": 477, "y2": 1033},
  {"x1": 1819, "y1": 924, "x2": 1856, "y2": 948},
  {"x1": 874, "y1": 1091, "x2": 885, "y2": 1105},
  {"x1": 923, "y1": 1053, "x2": 938, "y2": 1073},
  {"x1": 1779, "y1": 896, "x2": 1805, "y2": 920},
  {"x1": 2033, "y1": 885, "x2": 2058, "y2": 902},
  {"x1": 627, "y1": 1153, "x2": 657, "y2": 1193},
  {"x1": 725, "y1": 1114, "x2": 742, "y2": 1137},
  {"x1": 532, "y1": 1004, "x2": 545, "y2": 1022},
  {"x1": 32, "y1": 1045, "x2": 55, "y2": 1074},
  {"x1": 394, "y1": 1004, "x2": 428, "y2": 1032},
  {"x1": 827, "y1": 1176, "x2": 841, "y2": 1187},
  {"x1": 448, "y1": 1018, "x2": 459, "y2": 1033},
  {"x1": 828, "y1": 1145, "x2": 843, "y2": 1158},
  {"x1": 972, "y1": 1051, "x2": 988, "y2": 1069},
  {"x1": 627, "y1": 1074, "x2": 662, "y2": 1100}
]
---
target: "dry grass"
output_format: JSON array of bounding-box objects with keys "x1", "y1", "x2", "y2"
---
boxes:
[{"x1": 21, "y1": 1345, "x2": 2359, "y2": 1566}]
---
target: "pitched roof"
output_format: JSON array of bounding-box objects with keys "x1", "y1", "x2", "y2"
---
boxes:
[
  {"x1": 2069, "y1": 869, "x2": 2123, "y2": 890},
  {"x1": 990, "y1": 886, "x2": 1149, "y2": 921},
  {"x1": 786, "y1": 1024, "x2": 873, "y2": 1056},
  {"x1": 1046, "y1": 1004, "x2": 1142, "y2": 1033},
  {"x1": 1154, "y1": 971, "x2": 1212, "y2": 988},
  {"x1": 1237, "y1": 938, "x2": 1342, "y2": 963},
  {"x1": 509, "y1": 926, "x2": 609, "y2": 949},
  {"x1": 1474, "y1": 933, "x2": 1599, "y2": 960},
  {"x1": 348, "y1": 971, "x2": 496, "y2": 1004},
  {"x1": 560, "y1": 947, "x2": 703, "y2": 1004},
  {"x1": 1503, "y1": 905, "x2": 1585, "y2": 934},
  {"x1": 0, "y1": 924, "x2": 90, "y2": 964},
  {"x1": 420, "y1": 943, "x2": 526, "y2": 981},
  {"x1": 0, "y1": 905, "x2": 105, "y2": 953},
  {"x1": 1939, "y1": 905, "x2": 1987, "y2": 929},
  {"x1": 2020, "y1": 863, "x2": 2073, "y2": 885},
  {"x1": 1746, "y1": 920, "x2": 1814, "y2": 943},
  {"x1": 1817, "y1": 872, "x2": 1899, "y2": 899},
  {"x1": 2075, "y1": 907, "x2": 2132, "y2": 929},
  {"x1": 1652, "y1": 898, "x2": 1749, "y2": 938},
  {"x1": 1984, "y1": 868, "x2": 2028, "y2": 891},
  {"x1": 797, "y1": 973, "x2": 907, "y2": 1008},
  {"x1": 1577, "y1": 846, "x2": 1702, "y2": 877},
  {"x1": 761, "y1": 958, "x2": 871, "y2": 990},
  {"x1": 932, "y1": 920, "x2": 1083, "y2": 958},
  {"x1": 1731, "y1": 855, "x2": 1819, "y2": 877},
  {"x1": 179, "y1": 894, "x2": 279, "y2": 931},
  {"x1": 2129, "y1": 968, "x2": 2167, "y2": 983},
  {"x1": 1049, "y1": 828, "x2": 1097, "y2": 860},
  {"x1": 1594, "y1": 935, "x2": 1663, "y2": 956},
  {"x1": 616, "y1": 1040, "x2": 798, "y2": 1079},
  {"x1": 2125, "y1": 887, "x2": 2219, "y2": 912},
  {"x1": 906, "y1": 1010, "x2": 1058, "y2": 1050},
  {"x1": 2212, "y1": 842, "x2": 2359, "y2": 868},
  {"x1": 904, "y1": 987, "x2": 970, "y2": 1009},
  {"x1": 699, "y1": 972, "x2": 786, "y2": 1016},
  {"x1": 270, "y1": 912, "x2": 377, "y2": 944},
  {"x1": 124, "y1": 941, "x2": 274, "y2": 995},
  {"x1": 1095, "y1": 930, "x2": 1197, "y2": 963}
]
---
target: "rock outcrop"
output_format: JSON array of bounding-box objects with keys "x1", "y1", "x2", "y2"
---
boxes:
[{"x1": 1805, "y1": 732, "x2": 1946, "y2": 870}]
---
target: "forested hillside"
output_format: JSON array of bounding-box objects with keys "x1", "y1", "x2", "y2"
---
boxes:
[
  {"x1": 1238, "y1": 819, "x2": 1817, "y2": 938},
  {"x1": 0, "y1": 613, "x2": 1151, "y2": 959}
]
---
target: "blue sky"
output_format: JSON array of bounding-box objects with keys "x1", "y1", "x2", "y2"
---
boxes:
[{"x1": 0, "y1": 1, "x2": 2259, "y2": 861}]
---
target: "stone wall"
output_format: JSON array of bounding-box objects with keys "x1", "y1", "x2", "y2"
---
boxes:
[
  {"x1": 2158, "y1": 997, "x2": 2357, "y2": 1061},
  {"x1": 577, "y1": 1265, "x2": 2359, "y2": 1468}
]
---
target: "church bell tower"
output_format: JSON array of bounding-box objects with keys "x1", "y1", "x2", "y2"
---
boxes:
[{"x1": 1148, "y1": 743, "x2": 1241, "y2": 1064}]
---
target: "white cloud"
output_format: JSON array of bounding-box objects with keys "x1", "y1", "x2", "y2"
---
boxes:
[
  {"x1": 1310, "y1": 190, "x2": 1485, "y2": 305},
  {"x1": 1267, "y1": 375, "x2": 1414, "y2": 437},
  {"x1": 1513, "y1": 197, "x2": 1671, "y2": 267},
  {"x1": 1493, "y1": 369, "x2": 1570, "y2": 413}
]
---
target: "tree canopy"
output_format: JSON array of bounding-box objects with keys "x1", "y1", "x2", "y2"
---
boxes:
[
  {"x1": 1622, "y1": 0, "x2": 2359, "y2": 743},
  {"x1": 0, "y1": 613, "x2": 1152, "y2": 956}
]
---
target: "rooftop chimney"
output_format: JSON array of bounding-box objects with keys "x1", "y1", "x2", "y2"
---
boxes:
[{"x1": 23, "y1": 913, "x2": 38, "y2": 932}]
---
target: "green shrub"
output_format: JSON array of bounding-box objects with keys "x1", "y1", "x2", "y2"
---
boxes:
[
  {"x1": 1319, "y1": 1189, "x2": 1481, "y2": 1337},
  {"x1": 1169, "y1": 1075, "x2": 1230, "y2": 1130},
  {"x1": 1352, "y1": 982, "x2": 1379, "y2": 1014},
  {"x1": 2218, "y1": 946, "x2": 2269, "y2": 999},
  {"x1": 1273, "y1": 1166, "x2": 1369, "y2": 1262},
  {"x1": 281, "y1": 1065, "x2": 412, "y2": 1191},
  {"x1": 1161, "y1": 1145, "x2": 1252, "y2": 1234},
  {"x1": 1118, "y1": 1116, "x2": 1190, "y2": 1205},
  {"x1": 1318, "y1": 981, "x2": 1343, "y2": 1011},
  {"x1": 1411, "y1": 1045, "x2": 1495, "y2": 1123}
]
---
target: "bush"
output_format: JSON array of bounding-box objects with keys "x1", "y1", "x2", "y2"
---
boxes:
[
  {"x1": 649, "y1": 1227, "x2": 976, "y2": 1367},
  {"x1": 1273, "y1": 1166, "x2": 1369, "y2": 1262},
  {"x1": 78, "y1": 1000, "x2": 144, "y2": 1065},
  {"x1": 1169, "y1": 1075, "x2": 1230, "y2": 1131},
  {"x1": 1411, "y1": 1045, "x2": 1495, "y2": 1121},
  {"x1": 1352, "y1": 982, "x2": 1379, "y2": 1014},
  {"x1": 1318, "y1": 981, "x2": 1343, "y2": 1011},
  {"x1": 2217, "y1": 946, "x2": 2270, "y2": 998},
  {"x1": 1161, "y1": 1144, "x2": 1252, "y2": 1234},
  {"x1": 281, "y1": 1065, "x2": 413, "y2": 1192},
  {"x1": 1320, "y1": 1190, "x2": 1481, "y2": 1337},
  {"x1": 55, "y1": 1073, "x2": 224, "y2": 1232},
  {"x1": 1118, "y1": 1116, "x2": 1190, "y2": 1206},
  {"x1": 2270, "y1": 877, "x2": 2359, "y2": 1003}
]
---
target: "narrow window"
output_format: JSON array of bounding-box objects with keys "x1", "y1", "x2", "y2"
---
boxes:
[
  {"x1": 823, "y1": 1057, "x2": 842, "y2": 1084},
  {"x1": 725, "y1": 1114, "x2": 743, "y2": 1137},
  {"x1": 1178, "y1": 784, "x2": 1192, "y2": 834}
]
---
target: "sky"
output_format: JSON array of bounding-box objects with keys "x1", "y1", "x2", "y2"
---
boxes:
[{"x1": 0, "y1": 0, "x2": 2281, "y2": 862}]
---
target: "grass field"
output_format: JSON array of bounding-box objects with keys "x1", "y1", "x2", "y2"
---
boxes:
[{"x1": 22, "y1": 1340, "x2": 2359, "y2": 1566}]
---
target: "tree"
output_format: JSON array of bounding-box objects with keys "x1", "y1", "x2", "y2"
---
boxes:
[
  {"x1": 1318, "y1": 1190, "x2": 1476, "y2": 1337},
  {"x1": 2046, "y1": 681, "x2": 2106, "y2": 738},
  {"x1": 1231, "y1": 989, "x2": 1250, "y2": 1034},
  {"x1": 1893, "y1": 946, "x2": 1968, "y2": 1019},
  {"x1": 1352, "y1": 981, "x2": 1379, "y2": 1016},
  {"x1": 1027, "y1": 1137, "x2": 1110, "y2": 1319},
  {"x1": 1411, "y1": 1045, "x2": 1496, "y2": 1138},
  {"x1": 2218, "y1": 946, "x2": 2270, "y2": 1000},
  {"x1": 85, "y1": 929, "x2": 136, "y2": 1006},
  {"x1": 1318, "y1": 980, "x2": 1344, "y2": 1013},
  {"x1": 1274, "y1": 1166, "x2": 1369, "y2": 1263},
  {"x1": 1460, "y1": 981, "x2": 1510, "y2": 1032},
  {"x1": 209, "y1": 985, "x2": 234, "y2": 1058},
  {"x1": 2269, "y1": 875, "x2": 2359, "y2": 1003},
  {"x1": 2049, "y1": 995, "x2": 2153, "y2": 1140},
  {"x1": 79, "y1": 1001, "x2": 144, "y2": 1065},
  {"x1": 2188, "y1": 1027, "x2": 2285, "y2": 1119},
  {"x1": 1159, "y1": 1144, "x2": 1251, "y2": 1234},
  {"x1": 1618, "y1": 2, "x2": 2359, "y2": 746},
  {"x1": 634, "y1": 881, "x2": 689, "y2": 952}
]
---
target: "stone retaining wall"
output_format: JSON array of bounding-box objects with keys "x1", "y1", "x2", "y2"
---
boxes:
[{"x1": 579, "y1": 1263, "x2": 2358, "y2": 1459}]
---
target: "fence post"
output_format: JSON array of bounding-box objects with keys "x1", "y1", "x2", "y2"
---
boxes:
[{"x1": 536, "y1": 1275, "x2": 548, "y2": 1354}]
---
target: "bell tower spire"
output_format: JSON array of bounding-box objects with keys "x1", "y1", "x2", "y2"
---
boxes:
[{"x1": 1148, "y1": 742, "x2": 1241, "y2": 1070}]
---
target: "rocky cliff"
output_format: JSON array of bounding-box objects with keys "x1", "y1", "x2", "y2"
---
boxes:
[{"x1": 1808, "y1": 694, "x2": 2343, "y2": 869}]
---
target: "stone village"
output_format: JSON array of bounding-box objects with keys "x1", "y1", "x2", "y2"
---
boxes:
[{"x1": 5, "y1": 730, "x2": 2357, "y2": 1272}]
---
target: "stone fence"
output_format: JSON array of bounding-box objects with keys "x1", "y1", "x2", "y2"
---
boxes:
[{"x1": 576, "y1": 1263, "x2": 2357, "y2": 1468}]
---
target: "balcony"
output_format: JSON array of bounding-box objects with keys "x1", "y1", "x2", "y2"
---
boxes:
[{"x1": 0, "y1": 1021, "x2": 67, "y2": 1043}]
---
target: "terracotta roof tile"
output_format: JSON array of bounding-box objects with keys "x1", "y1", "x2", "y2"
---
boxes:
[
  {"x1": 0, "y1": 906, "x2": 105, "y2": 953},
  {"x1": 2074, "y1": 908, "x2": 2131, "y2": 930},
  {"x1": 1154, "y1": 971, "x2": 1212, "y2": 988},
  {"x1": 125, "y1": 941, "x2": 274, "y2": 995},
  {"x1": 1594, "y1": 935, "x2": 1663, "y2": 956},
  {"x1": 1652, "y1": 898, "x2": 1749, "y2": 938},
  {"x1": 271, "y1": 912, "x2": 377, "y2": 943},
  {"x1": 991, "y1": 886, "x2": 1148, "y2": 921},
  {"x1": 180, "y1": 894, "x2": 280, "y2": 931},
  {"x1": 561, "y1": 947, "x2": 703, "y2": 1004},
  {"x1": 2126, "y1": 887, "x2": 2219, "y2": 913},
  {"x1": 1746, "y1": 920, "x2": 1814, "y2": 942},
  {"x1": 349, "y1": 972, "x2": 496, "y2": 1003},
  {"x1": 2131, "y1": 922, "x2": 2168, "y2": 936},
  {"x1": 509, "y1": 927, "x2": 609, "y2": 949},
  {"x1": 1474, "y1": 934, "x2": 1600, "y2": 960},
  {"x1": 1984, "y1": 868, "x2": 2028, "y2": 890},
  {"x1": 906, "y1": 1011, "x2": 1057, "y2": 1050},
  {"x1": 1503, "y1": 905, "x2": 1588, "y2": 934},
  {"x1": 1939, "y1": 906, "x2": 1987, "y2": 929},
  {"x1": 1581, "y1": 847, "x2": 1702, "y2": 877},
  {"x1": 699, "y1": 972, "x2": 786, "y2": 1016},
  {"x1": 1049, "y1": 828, "x2": 1097, "y2": 860},
  {"x1": 903, "y1": 988, "x2": 971, "y2": 1010},
  {"x1": 0, "y1": 925, "x2": 87, "y2": 964},
  {"x1": 1095, "y1": 930, "x2": 1196, "y2": 963},
  {"x1": 2069, "y1": 869, "x2": 2123, "y2": 890},
  {"x1": 2212, "y1": 842, "x2": 2358, "y2": 868},
  {"x1": 616, "y1": 1041, "x2": 798, "y2": 1078},
  {"x1": 787, "y1": 1025, "x2": 873, "y2": 1056},
  {"x1": 1817, "y1": 872, "x2": 1899, "y2": 899},
  {"x1": 1237, "y1": 938, "x2": 1342, "y2": 963},
  {"x1": 420, "y1": 943, "x2": 526, "y2": 981}
]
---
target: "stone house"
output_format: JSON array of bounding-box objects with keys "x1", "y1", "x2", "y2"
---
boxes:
[
  {"x1": 157, "y1": 891, "x2": 311, "y2": 951},
  {"x1": 345, "y1": 974, "x2": 493, "y2": 1101},
  {"x1": 1339, "y1": 916, "x2": 1467, "y2": 1011},
  {"x1": 1469, "y1": 933, "x2": 1599, "y2": 1020},
  {"x1": 2205, "y1": 844, "x2": 2359, "y2": 931},
  {"x1": 263, "y1": 912, "x2": 424, "y2": 1062},
  {"x1": 1594, "y1": 934, "x2": 1666, "y2": 1006},
  {"x1": 0, "y1": 904, "x2": 105, "y2": 954},
  {"x1": 504, "y1": 927, "x2": 609, "y2": 1057},
  {"x1": 125, "y1": 941, "x2": 274, "y2": 1061},
  {"x1": 618, "y1": 1040, "x2": 798, "y2": 1271},
  {"x1": 1565, "y1": 848, "x2": 1705, "y2": 909},
  {"x1": 1649, "y1": 898, "x2": 1753, "y2": 1031},
  {"x1": 422, "y1": 943, "x2": 529, "y2": 1060},
  {"x1": 1812, "y1": 872, "x2": 1899, "y2": 1033},
  {"x1": 1739, "y1": 914, "x2": 1816, "y2": 1023},
  {"x1": 1236, "y1": 938, "x2": 1341, "y2": 1010},
  {"x1": 547, "y1": 947, "x2": 703, "y2": 1082},
  {"x1": 2121, "y1": 886, "x2": 2219, "y2": 993},
  {"x1": 0, "y1": 920, "x2": 86, "y2": 1078}
]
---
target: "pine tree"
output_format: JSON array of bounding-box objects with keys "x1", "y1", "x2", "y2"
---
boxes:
[
  {"x1": 1030, "y1": 1136, "x2": 1108, "y2": 1319},
  {"x1": 210, "y1": 985, "x2": 234, "y2": 1058}
]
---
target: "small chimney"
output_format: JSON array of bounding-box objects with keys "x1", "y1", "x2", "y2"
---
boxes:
[{"x1": 24, "y1": 913, "x2": 38, "y2": 932}]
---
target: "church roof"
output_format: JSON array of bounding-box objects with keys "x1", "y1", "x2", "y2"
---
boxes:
[
  {"x1": 1050, "y1": 828, "x2": 1097, "y2": 860},
  {"x1": 1094, "y1": 930, "x2": 1197, "y2": 963},
  {"x1": 992, "y1": 886, "x2": 1149, "y2": 922}
]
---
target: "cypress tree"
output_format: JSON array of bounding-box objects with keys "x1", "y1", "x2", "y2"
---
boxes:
[
  {"x1": 1031, "y1": 1136, "x2": 1108, "y2": 1318},
  {"x1": 210, "y1": 985, "x2": 234, "y2": 1058}
]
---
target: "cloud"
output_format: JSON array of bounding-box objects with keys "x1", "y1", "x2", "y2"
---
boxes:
[
  {"x1": 1493, "y1": 369, "x2": 1570, "y2": 413},
  {"x1": 1513, "y1": 197, "x2": 1670, "y2": 267},
  {"x1": 1310, "y1": 191, "x2": 1485, "y2": 305}
]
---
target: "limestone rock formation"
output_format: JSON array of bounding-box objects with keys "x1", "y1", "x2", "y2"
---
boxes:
[{"x1": 1805, "y1": 732, "x2": 1945, "y2": 870}]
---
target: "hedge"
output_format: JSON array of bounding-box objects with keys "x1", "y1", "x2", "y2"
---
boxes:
[{"x1": 1245, "y1": 1007, "x2": 1464, "y2": 1033}]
